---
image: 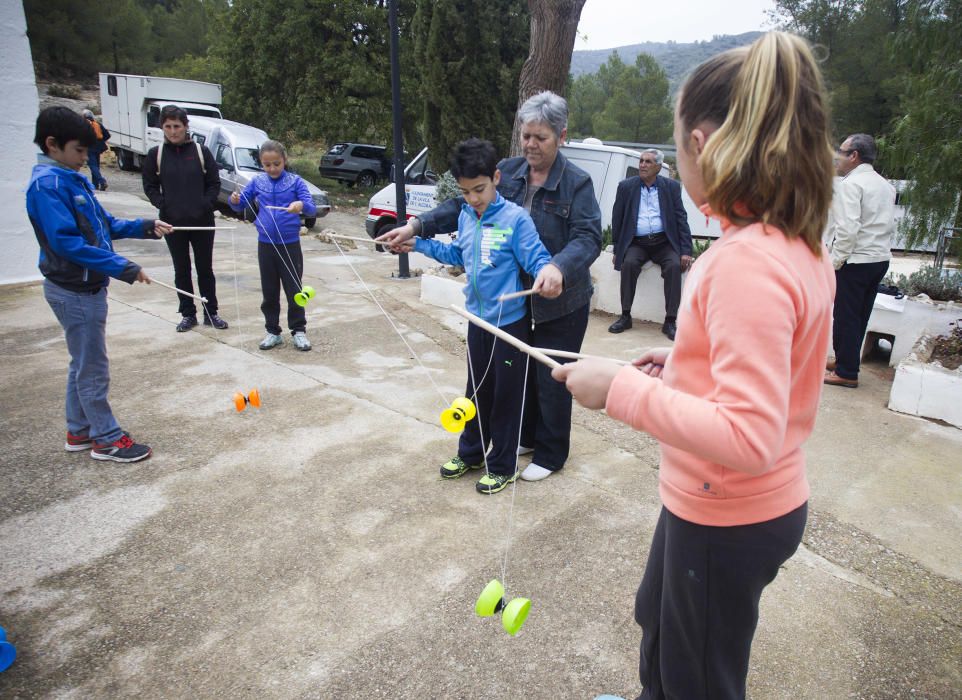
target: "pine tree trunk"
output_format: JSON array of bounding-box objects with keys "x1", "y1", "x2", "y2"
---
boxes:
[{"x1": 509, "y1": 0, "x2": 587, "y2": 155}]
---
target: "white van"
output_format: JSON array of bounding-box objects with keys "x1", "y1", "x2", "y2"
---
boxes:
[
  {"x1": 365, "y1": 140, "x2": 721, "y2": 240},
  {"x1": 188, "y1": 116, "x2": 331, "y2": 228}
]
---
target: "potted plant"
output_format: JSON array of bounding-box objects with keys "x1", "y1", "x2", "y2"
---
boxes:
[{"x1": 889, "y1": 318, "x2": 962, "y2": 428}]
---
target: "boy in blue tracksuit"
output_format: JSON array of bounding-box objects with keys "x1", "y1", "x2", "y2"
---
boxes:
[
  {"x1": 402, "y1": 138, "x2": 557, "y2": 494},
  {"x1": 27, "y1": 107, "x2": 172, "y2": 463}
]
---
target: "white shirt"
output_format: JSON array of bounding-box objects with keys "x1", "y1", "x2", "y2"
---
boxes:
[{"x1": 828, "y1": 163, "x2": 896, "y2": 270}]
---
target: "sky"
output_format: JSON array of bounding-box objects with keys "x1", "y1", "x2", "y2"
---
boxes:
[{"x1": 576, "y1": 0, "x2": 778, "y2": 51}]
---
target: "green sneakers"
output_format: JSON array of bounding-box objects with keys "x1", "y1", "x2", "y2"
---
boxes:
[
  {"x1": 440, "y1": 456, "x2": 482, "y2": 479},
  {"x1": 475, "y1": 472, "x2": 520, "y2": 495}
]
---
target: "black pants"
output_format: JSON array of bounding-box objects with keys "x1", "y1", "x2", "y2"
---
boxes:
[
  {"x1": 635, "y1": 504, "x2": 807, "y2": 700},
  {"x1": 620, "y1": 235, "x2": 681, "y2": 318},
  {"x1": 460, "y1": 315, "x2": 531, "y2": 477},
  {"x1": 258, "y1": 241, "x2": 306, "y2": 335},
  {"x1": 520, "y1": 302, "x2": 590, "y2": 471},
  {"x1": 833, "y1": 261, "x2": 888, "y2": 380},
  {"x1": 165, "y1": 229, "x2": 218, "y2": 316}
]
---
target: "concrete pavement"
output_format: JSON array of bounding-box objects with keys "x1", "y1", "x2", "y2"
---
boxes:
[{"x1": 0, "y1": 192, "x2": 959, "y2": 699}]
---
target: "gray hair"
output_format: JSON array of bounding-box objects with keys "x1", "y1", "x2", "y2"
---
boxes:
[
  {"x1": 517, "y1": 91, "x2": 568, "y2": 138},
  {"x1": 259, "y1": 139, "x2": 288, "y2": 161},
  {"x1": 82, "y1": 109, "x2": 94, "y2": 119},
  {"x1": 846, "y1": 133, "x2": 877, "y2": 164},
  {"x1": 641, "y1": 148, "x2": 664, "y2": 166}
]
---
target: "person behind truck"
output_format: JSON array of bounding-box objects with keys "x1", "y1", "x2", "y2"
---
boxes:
[
  {"x1": 377, "y1": 91, "x2": 602, "y2": 484},
  {"x1": 142, "y1": 105, "x2": 227, "y2": 332},
  {"x1": 228, "y1": 139, "x2": 317, "y2": 352},
  {"x1": 27, "y1": 106, "x2": 173, "y2": 462},
  {"x1": 82, "y1": 109, "x2": 110, "y2": 191},
  {"x1": 553, "y1": 32, "x2": 835, "y2": 698},
  {"x1": 608, "y1": 148, "x2": 693, "y2": 340}
]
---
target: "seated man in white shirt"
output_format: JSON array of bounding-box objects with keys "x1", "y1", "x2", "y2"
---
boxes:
[{"x1": 825, "y1": 133, "x2": 896, "y2": 389}]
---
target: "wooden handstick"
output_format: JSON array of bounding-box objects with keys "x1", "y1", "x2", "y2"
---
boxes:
[
  {"x1": 498, "y1": 288, "x2": 538, "y2": 302},
  {"x1": 449, "y1": 305, "x2": 560, "y2": 369},
  {"x1": 533, "y1": 347, "x2": 632, "y2": 365},
  {"x1": 325, "y1": 233, "x2": 385, "y2": 245},
  {"x1": 264, "y1": 205, "x2": 288, "y2": 210},
  {"x1": 150, "y1": 278, "x2": 208, "y2": 303},
  {"x1": 170, "y1": 226, "x2": 238, "y2": 231}
]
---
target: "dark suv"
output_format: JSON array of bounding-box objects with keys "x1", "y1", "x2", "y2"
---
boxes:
[{"x1": 319, "y1": 143, "x2": 389, "y2": 187}]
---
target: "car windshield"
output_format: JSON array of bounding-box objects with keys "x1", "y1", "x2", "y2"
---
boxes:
[{"x1": 236, "y1": 148, "x2": 262, "y2": 171}]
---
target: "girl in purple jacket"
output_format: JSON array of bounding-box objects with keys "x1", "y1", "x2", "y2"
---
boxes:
[{"x1": 230, "y1": 140, "x2": 317, "y2": 351}]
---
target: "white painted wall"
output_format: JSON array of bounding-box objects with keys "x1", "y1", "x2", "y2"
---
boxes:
[{"x1": 0, "y1": 1, "x2": 40, "y2": 285}]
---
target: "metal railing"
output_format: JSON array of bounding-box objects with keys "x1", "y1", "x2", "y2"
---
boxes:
[{"x1": 934, "y1": 227, "x2": 960, "y2": 271}]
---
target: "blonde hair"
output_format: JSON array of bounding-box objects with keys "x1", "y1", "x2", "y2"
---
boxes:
[{"x1": 678, "y1": 32, "x2": 834, "y2": 255}]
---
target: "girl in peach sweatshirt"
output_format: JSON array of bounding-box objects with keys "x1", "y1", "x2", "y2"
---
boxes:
[{"x1": 554, "y1": 33, "x2": 836, "y2": 699}]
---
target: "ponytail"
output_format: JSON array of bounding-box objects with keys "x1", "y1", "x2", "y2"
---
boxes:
[{"x1": 679, "y1": 32, "x2": 835, "y2": 255}]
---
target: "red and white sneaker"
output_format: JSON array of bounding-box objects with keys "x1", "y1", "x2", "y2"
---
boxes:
[
  {"x1": 65, "y1": 432, "x2": 94, "y2": 452},
  {"x1": 91, "y1": 434, "x2": 152, "y2": 463}
]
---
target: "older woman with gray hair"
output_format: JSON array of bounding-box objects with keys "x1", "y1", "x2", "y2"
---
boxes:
[{"x1": 378, "y1": 90, "x2": 602, "y2": 483}]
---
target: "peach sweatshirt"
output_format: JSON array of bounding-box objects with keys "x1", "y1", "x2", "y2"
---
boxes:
[{"x1": 606, "y1": 218, "x2": 836, "y2": 526}]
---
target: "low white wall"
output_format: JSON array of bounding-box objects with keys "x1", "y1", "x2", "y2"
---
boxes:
[
  {"x1": 420, "y1": 247, "x2": 687, "y2": 326},
  {"x1": 888, "y1": 335, "x2": 962, "y2": 429},
  {"x1": 866, "y1": 294, "x2": 962, "y2": 366},
  {"x1": 0, "y1": 1, "x2": 41, "y2": 286},
  {"x1": 589, "y1": 248, "x2": 689, "y2": 323}
]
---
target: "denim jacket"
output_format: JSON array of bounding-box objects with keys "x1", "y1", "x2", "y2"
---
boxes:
[{"x1": 418, "y1": 151, "x2": 602, "y2": 322}]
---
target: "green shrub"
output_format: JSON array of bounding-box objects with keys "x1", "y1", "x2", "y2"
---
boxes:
[
  {"x1": 691, "y1": 238, "x2": 712, "y2": 259},
  {"x1": 601, "y1": 225, "x2": 612, "y2": 250},
  {"x1": 885, "y1": 264, "x2": 962, "y2": 302},
  {"x1": 434, "y1": 171, "x2": 460, "y2": 204},
  {"x1": 47, "y1": 84, "x2": 82, "y2": 99}
]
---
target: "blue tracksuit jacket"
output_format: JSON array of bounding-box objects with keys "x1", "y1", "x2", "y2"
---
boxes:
[{"x1": 414, "y1": 193, "x2": 551, "y2": 326}]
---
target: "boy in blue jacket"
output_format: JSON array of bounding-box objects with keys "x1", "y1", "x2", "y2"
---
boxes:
[
  {"x1": 399, "y1": 138, "x2": 558, "y2": 494},
  {"x1": 27, "y1": 107, "x2": 173, "y2": 463}
]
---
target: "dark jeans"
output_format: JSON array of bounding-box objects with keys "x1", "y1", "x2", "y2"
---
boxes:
[
  {"x1": 164, "y1": 229, "x2": 218, "y2": 317},
  {"x1": 833, "y1": 260, "x2": 889, "y2": 380},
  {"x1": 43, "y1": 280, "x2": 123, "y2": 445},
  {"x1": 459, "y1": 315, "x2": 531, "y2": 476},
  {"x1": 520, "y1": 302, "x2": 590, "y2": 471},
  {"x1": 87, "y1": 149, "x2": 106, "y2": 188},
  {"x1": 620, "y1": 235, "x2": 681, "y2": 318},
  {"x1": 258, "y1": 241, "x2": 305, "y2": 335},
  {"x1": 635, "y1": 504, "x2": 807, "y2": 700}
]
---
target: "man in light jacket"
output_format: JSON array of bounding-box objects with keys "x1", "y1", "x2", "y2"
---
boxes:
[{"x1": 825, "y1": 133, "x2": 895, "y2": 388}]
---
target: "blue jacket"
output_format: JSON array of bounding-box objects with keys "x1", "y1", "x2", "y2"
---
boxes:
[
  {"x1": 229, "y1": 171, "x2": 317, "y2": 244},
  {"x1": 414, "y1": 193, "x2": 552, "y2": 326},
  {"x1": 27, "y1": 156, "x2": 155, "y2": 292},
  {"x1": 419, "y1": 151, "x2": 602, "y2": 322}
]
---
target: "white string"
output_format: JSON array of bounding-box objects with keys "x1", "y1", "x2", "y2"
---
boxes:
[
  {"x1": 329, "y1": 237, "x2": 450, "y2": 409},
  {"x1": 230, "y1": 227, "x2": 242, "y2": 327},
  {"x1": 501, "y1": 353, "x2": 530, "y2": 592}
]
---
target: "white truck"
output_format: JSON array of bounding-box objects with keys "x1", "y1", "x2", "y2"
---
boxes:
[
  {"x1": 365, "y1": 139, "x2": 722, "y2": 240},
  {"x1": 99, "y1": 73, "x2": 223, "y2": 172}
]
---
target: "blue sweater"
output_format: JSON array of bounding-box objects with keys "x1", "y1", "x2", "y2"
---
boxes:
[
  {"x1": 27, "y1": 155, "x2": 154, "y2": 291},
  {"x1": 229, "y1": 171, "x2": 317, "y2": 244},
  {"x1": 414, "y1": 193, "x2": 551, "y2": 325}
]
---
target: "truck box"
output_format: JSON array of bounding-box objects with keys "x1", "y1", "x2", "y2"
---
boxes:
[{"x1": 99, "y1": 73, "x2": 222, "y2": 171}]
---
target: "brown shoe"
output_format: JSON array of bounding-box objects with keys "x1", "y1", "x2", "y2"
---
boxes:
[{"x1": 824, "y1": 370, "x2": 858, "y2": 388}]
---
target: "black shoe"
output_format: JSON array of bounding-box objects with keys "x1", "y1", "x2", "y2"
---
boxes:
[
  {"x1": 176, "y1": 315, "x2": 198, "y2": 332},
  {"x1": 662, "y1": 319, "x2": 677, "y2": 341},
  {"x1": 608, "y1": 314, "x2": 632, "y2": 334},
  {"x1": 203, "y1": 313, "x2": 229, "y2": 330}
]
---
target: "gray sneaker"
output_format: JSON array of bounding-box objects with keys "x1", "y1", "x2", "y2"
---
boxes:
[
  {"x1": 259, "y1": 332, "x2": 283, "y2": 350},
  {"x1": 292, "y1": 331, "x2": 312, "y2": 351}
]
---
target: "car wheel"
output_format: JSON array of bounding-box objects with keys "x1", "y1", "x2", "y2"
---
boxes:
[
  {"x1": 371, "y1": 220, "x2": 397, "y2": 253},
  {"x1": 357, "y1": 171, "x2": 377, "y2": 188},
  {"x1": 116, "y1": 148, "x2": 134, "y2": 171},
  {"x1": 304, "y1": 217, "x2": 316, "y2": 229}
]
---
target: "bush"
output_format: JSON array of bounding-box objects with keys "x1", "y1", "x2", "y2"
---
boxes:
[
  {"x1": 931, "y1": 319, "x2": 962, "y2": 370},
  {"x1": 47, "y1": 84, "x2": 82, "y2": 99},
  {"x1": 434, "y1": 171, "x2": 460, "y2": 204},
  {"x1": 691, "y1": 238, "x2": 712, "y2": 259},
  {"x1": 884, "y1": 265, "x2": 962, "y2": 302},
  {"x1": 601, "y1": 225, "x2": 612, "y2": 250}
]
